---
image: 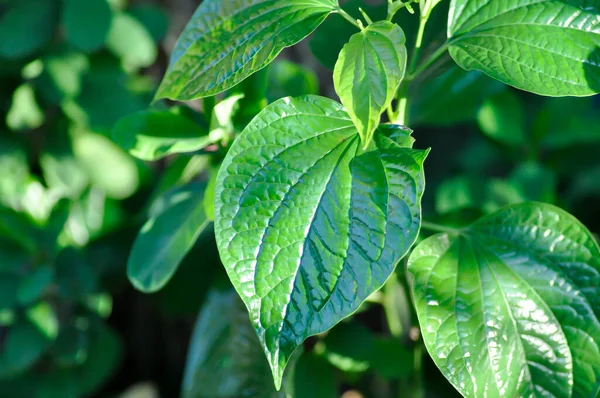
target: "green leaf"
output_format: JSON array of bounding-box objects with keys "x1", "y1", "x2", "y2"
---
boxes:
[
  {"x1": 127, "y1": 5, "x2": 168, "y2": 43},
  {"x1": 369, "y1": 337, "x2": 414, "y2": 379},
  {"x1": 334, "y1": 21, "x2": 407, "y2": 146},
  {"x1": 321, "y1": 321, "x2": 374, "y2": 373},
  {"x1": 17, "y1": 265, "x2": 54, "y2": 306},
  {"x1": 106, "y1": 12, "x2": 157, "y2": 70},
  {"x1": 408, "y1": 202, "x2": 600, "y2": 397},
  {"x1": 0, "y1": 319, "x2": 50, "y2": 380},
  {"x1": 268, "y1": 60, "x2": 319, "y2": 102},
  {"x1": 155, "y1": 0, "x2": 337, "y2": 100},
  {"x1": 73, "y1": 130, "x2": 140, "y2": 200},
  {"x1": 448, "y1": 0, "x2": 600, "y2": 96},
  {"x1": 0, "y1": 0, "x2": 58, "y2": 59},
  {"x1": 409, "y1": 66, "x2": 505, "y2": 127},
  {"x1": 62, "y1": 0, "x2": 113, "y2": 52},
  {"x1": 6, "y1": 84, "x2": 44, "y2": 131},
  {"x1": 215, "y1": 95, "x2": 428, "y2": 388},
  {"x1": 128, "y1": 183, "x2": 210, "y2": 293},
  {"x1": 182, "y1": 290, "x2": 291, "y2": 398},
  {"x1": 477, "y1": 90, "x2": 526, "y2": 147},
  {"x1": 112, "y1": 109, "x2": 209, "y2": 161},
  {"x1": 294, "y1": 353, "x2": 336, "y2": 398}
]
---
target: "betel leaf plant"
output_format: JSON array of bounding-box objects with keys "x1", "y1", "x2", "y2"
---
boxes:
[{"x1": 122, "y1": 0, "x2": 600, "y2": 396}]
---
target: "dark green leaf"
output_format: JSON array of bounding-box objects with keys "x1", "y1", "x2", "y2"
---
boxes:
[
  {"x1": 409, "y1": 66, "x2": 504, "y2": 127},
  {"x1": 56, "y1": 248, "x2": 97, "y2": 299},
  {"x1": 268, "y1": 60, "x2": 319, "y2": 102},
  {"x1": 448, "y1": 0, "x2": 600, "y2": 96},
  {"x1": 509, "y1": 163, "x2": 557, "y2": 204},
  {"x1": 0, "y1": 0, "x2": 58, "y2": 59},
  {"x1": 182, "y1": 290, "x2": 291, "y2": 398},
  {"x1": 17, "y1": 265, "x2": 54, "y2": 306},
  {"x1": 0, "y1": 319, "x2": 50, "y2": 380},
  {"x1": 62, "y1": 0, "x2": 113, "y2": 52},
  {"x1": 294, "y1": 352, "x2": 336, "y2": 398},
  {"x1": 155, "y1": 0, "x2": 337, "y2": 100},
  {"x1": 112, "y1": 109, "x2": 209, "y2": 161},
  {"x1": 409, "y1": 202, "x2": 600, "y2": 397},
  {"x1": 334, "y1": 21, "x2": 407, "y2": 146},
  {"x1": 369, "y1": 337, "x2": 414, "y2": 379},
  {"x1": 215, "y1": 95, "x2": 427, "y2": 387},
  {"x1": 0, "y1": 272, "x2": 21, "y2": 310},
  {"x1": 128, "y1": 183, "x2": 210, "y2": 293},
  {"x1": 322, "y1": 321, "x2": 374, "y2": 373},
  {"x1": 128, "y1": 5, "x2": 168, "y2": 43},
  {"x1": 477, "y1": 90, "x2": 526, "y2": 147}
]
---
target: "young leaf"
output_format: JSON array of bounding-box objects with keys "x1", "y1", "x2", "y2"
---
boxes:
[
  {"x1": 214, "y1": 95, "x2": 428, "y2": 388},
  {"x1": 448, "y1": 0, "x2": 600, "y2": 96},
  {"x1": 128, "y1": 183, "x2": 210, "y2": 293},
  {"x1": 155, "y1": 0, "x2": 338, "y2": 100},
  {"x1": 182, "y1": 290, "x2": 291, "y2": 398},
  {"x1": 111, "y1": 109, "x2": 209, "y2": 161},
  {"x1": 408, "y1": 202, "x2": 600, "y2": 397},
  {"x1": 334, "y1": 21, "x2": 407, "y2": 147}
]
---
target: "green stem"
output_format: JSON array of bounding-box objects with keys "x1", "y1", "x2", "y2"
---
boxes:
[
  {"x1": 406, "y1": 41, "x2": 450, "y2": 80},
  {"x1": 387, "y1": 0, "x2": 418, "y2": 21},
  {"x1": 336, "y1": 7, "x2": 362, "y2": 30},
  {"x1": 420, "y1": 221, "x2": 460, "y2": 234},
  {"x1": 383, "y1": 275, "x2": 404, "y2": 338}
]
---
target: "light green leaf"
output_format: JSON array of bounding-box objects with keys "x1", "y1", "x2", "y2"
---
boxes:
[
  {"x1": 215, "y1": 95, "x2": 427, "y2": 388},
  {"x1": 182, "y1": 290, "x2": 292, "y2": 398},
  {"x1": 106, "y1": 12, "x2": 157, "y2": 70},
  {"x1": 112, "y1": 109, "x2": 209, "y2": 161},
  {"x1": 210, "y1": 94, "x2": 244, "y2": 143},
  {"x1": 62, "y1": 0, "x2": 113, "y2": 52},
  {"x1": 477, "y1": 90, "x2": 526, "y2": 147},
  {"x1": 155, "y1": 0, "x2": 337, "y2": 100},
  {"x1": 408, "y1": 202, "x2": 600, "y2": 397},
  {"x1": 6, "y1": 84, "x2": 44, "y2": 131},
  {"x1": 0, "y1": 0, "x2": 58, "y2": 59},
  {"x1": 448, "y1": 0, "x2": 600, "y2": 96},
  {"x1": 334, "y1": 21, "x2": 407, "y2": 146},
  {"x1": 38, "y1": 52, "x2": 90, "y2": 105},
  {"x1": 128, "y1": 183, "x2": 210, "y2": 293},
  {"x1": 73, "y1": 130, "x2": 140, "y2": 200}
]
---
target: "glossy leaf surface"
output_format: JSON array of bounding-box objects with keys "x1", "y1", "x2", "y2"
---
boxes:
[
  {"x1": 155, "y1": 0, "x2": 337, "y2": 100},
  {"x1": 128, "y1": 183, "x2": 209, "y2": 293},
  {"x1": 448, "y1": 0, "x2": 600, "y2": 96},
  {"x1": 215, "y1": 95, "x2": 427, "y2": 388},
  {"x1": 112, "y1": 109, "x2": 208, "y2": 161},
  {"x1": 182, "y1": 290, "x2": 291, "y2": 398},
  {"x1": 334, "y1": 21, "x2": 407, "y2": 146},
  {"x1": 409, "y1": 202, "x2": 600, "y2": 397}
]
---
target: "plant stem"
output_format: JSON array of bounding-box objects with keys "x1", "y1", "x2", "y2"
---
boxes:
[
  {"x1": 420, "y1": 221, "x2": 460, "y2": 234},
  {"x1": 383, "y1": 275, "x2": 404, "y2": 338},
  {"x1": 387, "y1": 0, "x2": 418, "y2": 21},
  {"x1": 336, "y1": 7, "x2": 362, "y2": 30},
  {"x1": 406, "y1": 41, "x2": 450, "y2": 80}
]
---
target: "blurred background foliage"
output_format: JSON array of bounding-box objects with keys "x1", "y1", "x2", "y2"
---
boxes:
[{"x1": 0, "y1": 0, "x2": 598, "y2": 397}]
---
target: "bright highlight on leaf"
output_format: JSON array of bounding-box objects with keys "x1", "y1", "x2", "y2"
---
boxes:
[
  {"x1": 214, "y1": 95, "x2": 427, "y2": 388},
  {"x1": 448, "y1": 0, "x2": 600, "y2": 96},
  {"x1": 155, "y1": 0, "x2": 338, "y2": 100},
  {"x1": 408, "y1": 202, "x2": 600, "y2": 398},
  {"x1": 334, "y1": 21, "x2": 407, "y2": 147}
]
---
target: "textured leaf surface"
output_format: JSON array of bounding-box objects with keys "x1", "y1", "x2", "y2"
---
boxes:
[
  {"x1": 448, "y1": 0, "x2": 600, "y2": 96},
  {"x1": 128, "y1": 183, "x2": 209, "y2": 293},
  {"x1": 334, "y1": 21, "x2": 407, "y2": 146},
  {"x1": 215, "y1": 95, "x2": 427, "y2": 388},
  {"x1": 112, "y1": 109, "x2": 209, "y2": 161},
  {"x1": 155, "y1": 0, "x2": 337, "y2": 100},
  {"x1": 408, "y1": 202, "x2": 600, "y2": 397},
  {"x1": 182, "y1": 290, "x2": 291, "y2": 398}
]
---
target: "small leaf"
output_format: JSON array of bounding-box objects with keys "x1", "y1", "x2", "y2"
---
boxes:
[
  {"x1": 155, "y1": 0, "x2": 337, "y2": 100},
  {"x1": 477, "y1": 90, "x2": 526, "y2": 147},
  {"x1": 128, "y1": 183, "x2": 210, "y2": 293},
  {"x1": 448, "y1": 0, "x2": 600, "y2": 96},
  {"x1": 106, "y1": 12, "x2": 156, "y2": 70},
  {"x1": 182, "y1": 290, "x2": 291, "y2": 398},
  {"x1": 409, "y1": 202, "x2": 600, "y2": 397},
  {"x1": 62, "y1": 0, "x2": 113, "y2": 52},
  {"x1": 112, "y1": 109, "x2": 209, "y2": 161},
  {"x1": 0, "y1": 0, "x2": 58, "y2": 59},
  {"x1": 334, "y1": 21, "x2": 407, "y2": 146},
  {"x1": 215, "y1": 95, "x2": 427, "y2": 388}
]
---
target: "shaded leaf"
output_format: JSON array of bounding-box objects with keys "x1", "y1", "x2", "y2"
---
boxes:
[{"x1": 62, "y1": 0, "x2": 113, "y2": 52}]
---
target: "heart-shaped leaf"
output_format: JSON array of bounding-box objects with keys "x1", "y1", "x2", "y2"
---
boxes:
[
  {"x1": 448, "y1": 0, "x2": 600, "y2": 96},
  {"x1": 334, "y1": 21, "x2": 407, "y2": 146},
  {"x1": 155, "y1": 0, "x2": 338, "y2": 100},
  {"x1": 215, "y1": 95, "x2": 427, "y2": 388},
  {"x1": 409, "y1": 202, "x2": 600, "y2": 397}
]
